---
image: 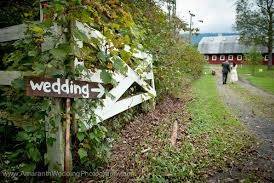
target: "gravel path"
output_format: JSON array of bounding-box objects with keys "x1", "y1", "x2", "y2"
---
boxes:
[{"x1": 210, "y1": 66, "x2": 274, "y2": 182}]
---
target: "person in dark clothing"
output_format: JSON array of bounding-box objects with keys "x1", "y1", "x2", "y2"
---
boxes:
[{"x1": 221, "y1": 60, "x2": 231, "y2": 84}]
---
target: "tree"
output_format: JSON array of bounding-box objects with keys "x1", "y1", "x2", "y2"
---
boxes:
[
  {"x1": 235, "y1": 0, "x2": 273, "y2": 69},
  {"x1": 245, "y1": 47, "x2": 264, "y2": 75}
]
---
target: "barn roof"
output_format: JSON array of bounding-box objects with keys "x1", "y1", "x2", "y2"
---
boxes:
[{"x1": 198, "y1": 35, "x2": 269, "y2": 54}]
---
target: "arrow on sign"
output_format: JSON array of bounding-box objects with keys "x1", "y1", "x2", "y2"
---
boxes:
[{"x1": 91, "y1": 83, "x2": 105, "y2": 98}]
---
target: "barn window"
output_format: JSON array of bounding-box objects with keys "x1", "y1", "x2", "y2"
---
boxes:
[
  {"x1": 204, "y1": 55, "x2": 209, "y2": 60},
  {"x1": 265, "y1": 55, "x2": 269, "y2": 61},
  {"x1": 212, "y1": 55, "x2": 217, "y2": 61},
  {"x1": 220, "y1": 55, "x2": 225, "y2": 61},
  {"x1": 237, "y1": 55, "x2": 242, "y2": 61},
  {"x1": 228, "y1": 55, "x2": 233, "y2": 60}
]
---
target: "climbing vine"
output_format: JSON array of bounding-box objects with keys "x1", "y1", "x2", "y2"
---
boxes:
[{"x1": 0, "y1": 0, "x2": 204, "y2": 181}]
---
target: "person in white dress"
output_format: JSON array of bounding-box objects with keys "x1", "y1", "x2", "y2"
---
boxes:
[{"x1": 230, "y1": 62, "x2": 238, "y2": 83}]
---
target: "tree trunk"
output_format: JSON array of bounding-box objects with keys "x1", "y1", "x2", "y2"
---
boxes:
[
  {"x1": 268, "y1": 46, "x2": 272, "y2": 70},
  {"x1": 267, "y1": 11, "x2": 273, "y2": 70}
]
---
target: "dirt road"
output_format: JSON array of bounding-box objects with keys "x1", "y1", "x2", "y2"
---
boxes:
[{"x1": 210, "y1": 66, "x2": 274, "y2": 182}]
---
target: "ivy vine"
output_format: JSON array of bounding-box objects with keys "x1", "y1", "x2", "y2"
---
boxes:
[{"x1": 0, "y1": 0, "x2": 204, "y2": 182}]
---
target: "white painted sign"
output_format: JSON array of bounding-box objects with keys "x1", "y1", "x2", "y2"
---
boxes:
[{"x1": 25, "y1": 77, "x2": 105, "y2": 99}]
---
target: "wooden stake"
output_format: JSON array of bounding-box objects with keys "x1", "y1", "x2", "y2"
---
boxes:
[
  {"x1": 64, "y1": 98, "x2": 72, "y2": 181},
  {"x1": 171, "y1": 121, "x2": 178, "y2": 147}
]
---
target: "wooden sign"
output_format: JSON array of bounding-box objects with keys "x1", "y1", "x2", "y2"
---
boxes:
[{"x1": 25, "y1": 77, "x2": 105, "y2": 99}]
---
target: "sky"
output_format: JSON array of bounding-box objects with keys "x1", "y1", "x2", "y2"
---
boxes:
[{"x1": 176, "y1": 0, "x2": 237, "y2": 33}]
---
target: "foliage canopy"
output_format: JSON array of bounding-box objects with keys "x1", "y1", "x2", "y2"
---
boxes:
[
  {"x1": 0, "y1": 0, "x2": 204, "y2": 181},
  {"x1": 235, "y1": 0, "x2": 273, "y2": 68}
]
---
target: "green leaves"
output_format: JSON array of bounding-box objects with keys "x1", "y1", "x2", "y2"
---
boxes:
[
  {"x1": 11, "y1": 78, "x2": 25, "y2": 90},
  {"x1": 78, "y1": 148, "x2": 88, "y2": 159},
  {"x1": 27, "y1": 146, "x2": 41, "y2": 162},
  {"x1": 73, "y1": 29, "x2": 89, "y2": 43},
  {"x1": 97, "y1": 51, "x2": 108, "y2": 63},
  {"x1": 46, "y1": 137, "x2": 56, "y2": 146},
  {"x1": 113, "y1": 56, "x2": 128, "y2": 75},
  {"x1": 28, "y1": 50, "x2": 38, "y2": 57},
  {"x1": 76, "y1": 123, "x2": 110, "y2": 168},
  {"x1": 3, "y1": 50, "x2": 24, "y2": 66},
  {"x1": 29, "y1": 24, "x2": 44, "y2": 35},
  {"x1": 16, "y1": 131, "x2": 29, "y2": 141},
  {"x1": 235, "y1": 0, "x2": 273, "y2": 50},
  {"x1": 77, "y1": 132, "x2": 85, "y2": 142},
  {"x1": 21, "y1": 163, "x2": 36, "y2": 172},
  {"x1": 120, "y1": 49, "x2": 132, "y2": 63},
  {"x1": 54, "y1": 3, "x2": 65, "y2": 14},
  {"x1": 100, "y1": 69, "x2": 112, "y2": 83},
  {"x1": 32, "y1": 62, "x2": 46, "y2": 75},
  {"x1": 1, "y1": 0, "x2": 203, "y2": 176},
  {"x1": 50, "y1": 43, "x2": 71, "y2": 61}
]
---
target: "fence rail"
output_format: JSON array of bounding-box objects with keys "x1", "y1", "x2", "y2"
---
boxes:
[
  {"x1": 0, "y1": 19, "x2": 156, "y2": 171},
  {"x1": 0, "y1": 24, "x2": 27, "y2": 43}
]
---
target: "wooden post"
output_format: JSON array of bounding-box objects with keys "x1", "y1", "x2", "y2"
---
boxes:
[
  {"x1": 46, "y1": 98, "x2": 65, "y2": 172},
  {"x1": 64, "y1": 98, "x2": 72, "y2": 179},
  {"x1": 171, "y1": 121, "x2": 178, "y2": 147}
]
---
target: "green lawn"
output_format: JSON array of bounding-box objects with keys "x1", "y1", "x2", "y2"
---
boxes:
[
  {"x1": 144, "y1": 71, "x2": 255, "y2": 182},
  {"x1": 238, "y1": 65, "x2": 274, "y2": 94}
]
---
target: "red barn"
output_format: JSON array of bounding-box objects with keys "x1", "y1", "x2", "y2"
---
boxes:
[{"x1": 198, "y1": 35, "x2": 274, "y2": 65}]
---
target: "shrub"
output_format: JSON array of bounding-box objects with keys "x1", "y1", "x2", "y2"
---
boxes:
[
  {"x1": 0, "y1": 0, "x2": 204, "y2": 179},
  {"x1": 244, "y1": 47, "x2": 263, "y2": 76}
]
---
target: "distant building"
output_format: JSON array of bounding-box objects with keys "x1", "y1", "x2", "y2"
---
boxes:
[
  {"x1": 191, "y1": 32, "x2": 237, "y2": 45},
  {"x1": 198, "y1": 35, "x2": 274, "y2": 64}
]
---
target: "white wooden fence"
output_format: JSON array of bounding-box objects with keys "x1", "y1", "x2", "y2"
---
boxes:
[
  {"x1": 73, "y1": 21, "x2": 156, "y2": 129},
  {"x1": 0, "y1": 18, "x2": 156, "y2": 171},
  {"x1": 0, "y1": 22, "x2": 156, "y2": 128}
]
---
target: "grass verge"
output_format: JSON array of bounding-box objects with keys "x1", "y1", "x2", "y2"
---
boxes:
[
  {"x1": 144, "y1": 72, "x2": 255, "y2": 182},
  {"x1": 238, "y1": 65, "x2": 274, "y2": 94}
]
